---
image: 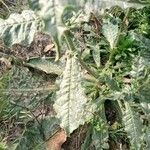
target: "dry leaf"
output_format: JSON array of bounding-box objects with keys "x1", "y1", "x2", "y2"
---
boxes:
[
  {"x1": 44, "y1": 44, "x2": 55, "y2": 53},
  {"x1": 46, "y1": 129, "x2": 67, "y2": 150},
  {"x1": 0, "y1": 58, "x2": 11, "y2": 68}
]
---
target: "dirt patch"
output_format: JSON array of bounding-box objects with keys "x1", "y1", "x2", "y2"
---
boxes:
[{"x1": 62, "y1": 124, "x2": 89, "y2": 150}]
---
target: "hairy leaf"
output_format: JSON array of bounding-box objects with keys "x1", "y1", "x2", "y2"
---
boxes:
[
  {"x1": 121, "y1": 102, "x2": 143, "y2": 150},
  {"x1": 130, "y1": 57, "x2": 148, "y2": 78},
  {"x1": 92, "y1": 45, "x2": 101, "y2": 67},
  {"x1": 10, "y1": 117, "x2": 59, "y2": 150},
  {"x1": 130, "y1": 32, "x2": 150, "y2": 64},
  {"x1": 26, "y1": 58, "x2": 63, "y2": 75},
  {"x1": 0, "y1": 10, "x2": 44, "y2": 46},
  {"x1": 54, "y1": 55, "x2": 95, "y2": 134},
  {"x1": 0, "y1": 65, "x2": 56, "y2": 124},
  {"x1": 138, "y1": 76, "x2": 150, "y2": 113},
  {"x1": 92, "y1": 104, "x2": 109, "y2": 150},
  {"x1": 102, "y1": 20, "x2": 118, "y2": 49},
  {"x1": 143, "y1": 125, "x2": 150, "y2": 150},
  {"x1": 81, "y1": 103, "x2": 109, "y2": 150}
]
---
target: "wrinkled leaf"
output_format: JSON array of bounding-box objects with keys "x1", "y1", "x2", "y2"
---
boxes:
[
  {"x1": 92, "y1": 104, "x2": 109, "y2": 150},
  {"x1": 54, "y1": 55, "x2": 95, "y2": 134},
  {"x1": 92, "y1": 45, "x2": 101, "y2": 67},
  {"x1": 26, "y1": 58, "x2": 63, "y2": 75},
  {"x1": 102, "y1": 20, "x2": 118, "y2": 49},
  {"x1": 138, "y1": 76, "x2": 150, "y2": 113},
  {"x1": 121, "y1": 102, "x2": 143, "y2": 150},
  {"x1": 0, "y1": 10, "x2": 44, "y2": 46},
  {"x1": 0, "y1": 65, "x2": 56, "y2": 123},
  {"x1": 9, "y1": 117, "x2": 59, "y2": 150}
]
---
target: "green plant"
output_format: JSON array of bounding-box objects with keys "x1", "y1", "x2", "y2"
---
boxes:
[{"x1": 0, "y1": 0, "x2": 150, "y2": 150}]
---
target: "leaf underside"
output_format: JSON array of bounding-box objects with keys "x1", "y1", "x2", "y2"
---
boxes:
[
  {"x1": 102, "y1": 20, "x2": 118, "y2": 49},
  {"x1": 54, "y1": 56, "x2": 95, "y2": 134},
  {"x1": 0, "y1": 10, "x2": 44, "y2": 47},
  {"x1": 26, "y1": 58, "x2": 63, "y2": 75},
  {"x1": 122, "y1": 102, "x2": 143, "y2": 150}
]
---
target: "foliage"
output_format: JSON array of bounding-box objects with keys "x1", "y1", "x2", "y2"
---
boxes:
[{"x1": 0, "y1": 0, "x2": 150, "y2": 150}]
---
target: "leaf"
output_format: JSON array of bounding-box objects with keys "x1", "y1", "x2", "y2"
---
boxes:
[
  {"x1": 81, "y1": 126, "x2": 93, "y2": 150},
  {"x1": 92, "y1": 45, "x2": 101, "y2": 67},
  {"x1": 41, "y1": 117, "x2": 60, "y2": 140},
  {"x1": 138, "y1": 77, "x2": 150, "y2": 113},
  {"x1": 54, "y1": 55, "x2": 95, "y2": 134},
  {"x1": 121, "y1": 102, "x2": 143, "y2": 150},
  {"x1": 46, "y1": 129, "x2": 67, "y2": 150},
  {"x1": 102, "y1": 19, "x2": 118, "y2": 49},
  {"x1": 143, "y1": 125, "x2": 150, "y2": 150},
  {"x1": 0, "y1": 65, "x2": 56, "y2": 123},
  {"x1": 81, "y1": 103, "x2": 109, "y2": 150},
  {"x1": 0, "y1": 141, "x2": 7, "y2": 150},
  {"x1": 130, "y1": 32, "x2": 150, "y2": 64},
  {"x1": 0, "y1": 10, "x2": 44, "y2": 47},
  {"x1": 130, "y1": 57, "x2": 148, "y2": 78},
  {"x1": 92, "y1": 104, "x2": 109, "y2": 150},
  {"x1": 26, "y1": 58, "x2": 63, "y2": 75},
  {"x1": 8, "y1": 116, "x2": 60, "y2": 150},
  {"x1": 91, "y1": 0, "x2": 147, "y2": 9}
]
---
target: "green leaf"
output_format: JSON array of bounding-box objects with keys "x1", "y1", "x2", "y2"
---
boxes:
[
  {"x1": 0, "y1": 65, "x2": 56, "y2": 122},
  {"x1": 0, "y1": 10, "x2": 44, "y2": 47},
  {"x1": 138, "y1": 77, "x2": 150, "y2": 113},
  {"x1": 130, "y1": 32, "x2": 150, "y2": 64},
  {"x1": 26, "y1": 58, "x2": 63, "y2": 75},
  {"x1": 102, "y1": 19, "x2": 118, "y2": 49},
  {"x1": 92, "y1": 45, "x2": 101, "y2": 67},
  {"x1": 81, "y1": 126, "x2": 94, "y2": 150},
  {"x1": 8, "y1": 117, "x2": 59, "y2": 150},
  {"x1": 41, "y1": 116, "x2": 60, "y2": 140},
  {"x1": 95, "y1": 0, "x2": 147, "y2": 9},
  {"x1": 0, "y1": 141, "x2": 7, "y2": 150},
  {"x1": 143, "y1": 125, "x2": 150, "y2": 150},
  {"x1": 92, "y1": 104, "x2": 109, "y2": 150},
  {"x1": 54, "y1": 55, "x2": 95, "y2": 134},
  {"x1": 81, "y1": 103, "x2": 109, "y2": 150},
  {"x1": 121, "y1": 102, "x2": 143, "y2": 150}
]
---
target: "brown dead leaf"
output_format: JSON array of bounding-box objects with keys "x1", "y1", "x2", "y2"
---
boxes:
[
  {"x1": 46, "y1": 129, "x2": 67, "y2": 150},
  {"x1": 123, "y1": 78, "x2": 131, "y2": 84},
  {"x1": 0, "y1": 57, "x2": 11, "y2": 74},
  {"x1": 44, "y1": 44, "x2": 55, "y2": 53},
  {"x1": 0, "y1": 58, "x2": 11, "y2": 68}
]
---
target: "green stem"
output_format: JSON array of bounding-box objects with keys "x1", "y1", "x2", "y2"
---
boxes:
[
  {"x1": 64, "y1": 30, "x2": 98, "y2": 79},
  {"x1": 77, "y1": 56, "x2": 98, "y2": 79},
  {"x1": 64, "y1": 30, "x2": 76, "y2": 52},
  {"x1": 54, "y1": 39, "x2": 61, "y2": 62}
]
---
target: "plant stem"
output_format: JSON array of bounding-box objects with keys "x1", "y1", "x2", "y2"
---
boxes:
[
  {"x1": 64, "y1": 30, "x2": 76, "y2": 52},
  {"x1": 77, "y1": 56, "x2": 98, "y2": 79},
  {"x1": 108, "y1": 8, "x2": 130, "y2": 64},
  {"x1": 114, "y1": 8, "x2": 130, "y2": 48},
  {"x1": 64, "y1": 30, "x2": 98, "y2": 79}
]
